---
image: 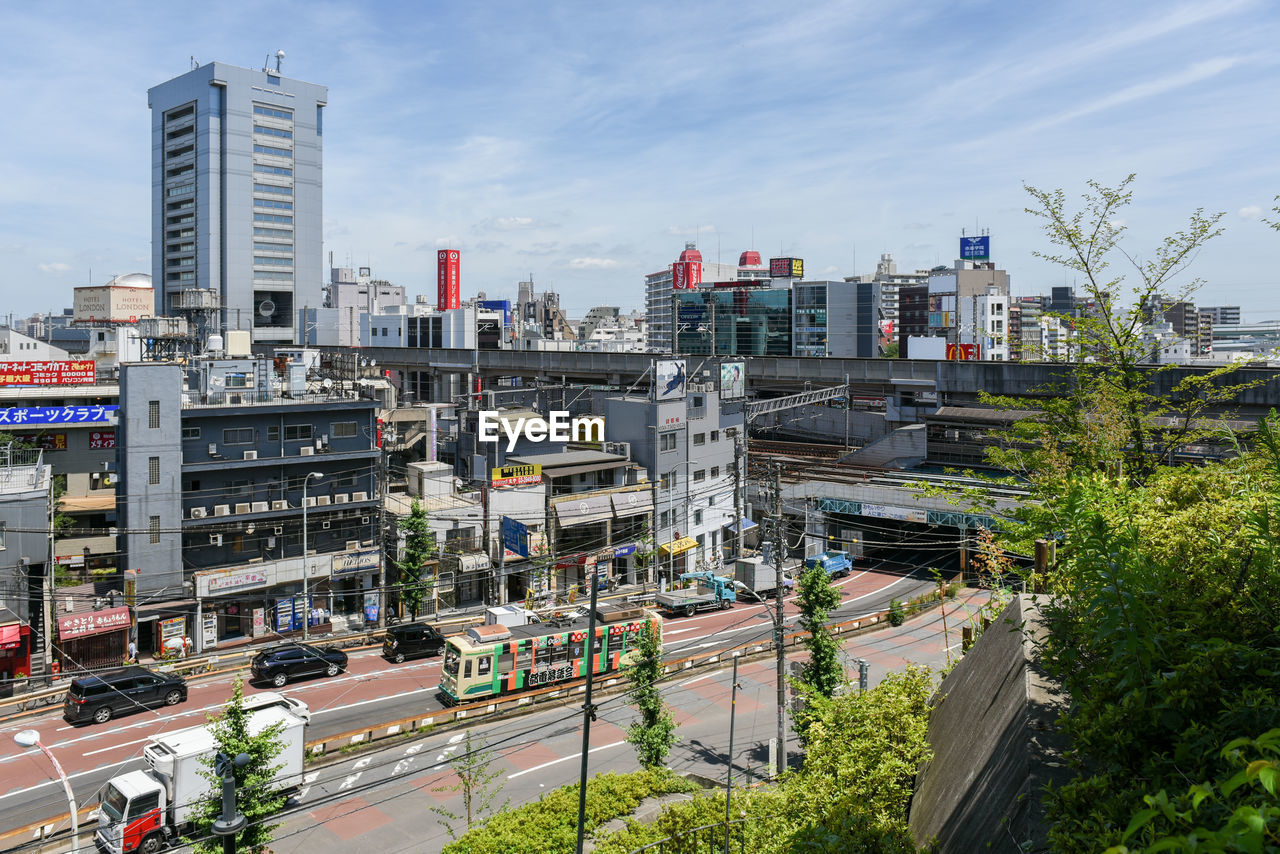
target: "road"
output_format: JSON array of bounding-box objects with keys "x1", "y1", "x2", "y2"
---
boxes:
[{"x1": 0, "y1": 559, "x2": 944, "y2": 845}]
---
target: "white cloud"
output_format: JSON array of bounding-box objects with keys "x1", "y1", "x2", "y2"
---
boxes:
[
  {"x1": 494, "y1": 217, "x2": 535, "y2": 230},
  {"x1": 568, "y1": 257, "x2": 618, "y2": 270},
  {"x1": 663, "y1": 224, "x2": 717, "y2": 237},
  {"x1": 822, "y1": 265, "x2": 839, "y2": 274},
  {"x1": 38, "y1": 262, "x2": 71, "y2": 273},
  {"x1": 434, "y1": 236, "x2": 460, "y2": 248},
  {"x1": 1238, "y1": 205, "x2": 1263, "y2": 220}
]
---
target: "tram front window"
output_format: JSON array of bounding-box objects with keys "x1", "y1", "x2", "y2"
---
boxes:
[{"x1": 443, "y1": 646, "x2": 460, "y2": 677}]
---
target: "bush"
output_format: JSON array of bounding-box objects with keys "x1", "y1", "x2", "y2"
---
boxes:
[
  {"x1": 886, "y1": 598, "x2": 905, "y2": 626},
  {"x1": 441, "y1": 770, "x2": 697, "y2": 854}
]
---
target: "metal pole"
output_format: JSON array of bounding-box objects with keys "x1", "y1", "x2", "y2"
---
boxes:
[
  {"x1": 574, "y1": 569, "x2": 601, "y2": 854},
  {"x1": 302, "y1": 472, "x2": 323, "y2": 640},
  {"x1": 667, "y1": 470, "x2": 674, "y2": 587},
  {"x1": 772, "y1": 462, "x2": 787, "y2": 777},
  {"x1": 724, "y1": 654, "x2": 739, "y2": 854},
  {"x1": 732, "y1": 432, "x2": 743, "y2": 562},
  {"x1": 36, "y1": 739, "x2": 78, "y2": 854}
]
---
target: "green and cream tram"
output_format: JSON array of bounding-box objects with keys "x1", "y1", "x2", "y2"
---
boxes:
[{"x1": 439, "y1": 604, "x2": 657, "y2": 705}]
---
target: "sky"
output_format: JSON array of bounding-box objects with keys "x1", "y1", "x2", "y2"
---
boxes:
[{"x1": 1, "y1": 0, "x2": 1278, "y2": 322}]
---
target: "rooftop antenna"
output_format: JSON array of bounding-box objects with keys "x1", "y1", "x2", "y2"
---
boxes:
[
  {"x1": 190, "y1": 56, "x2": 198, "y2": 70},
  {"x1": 276, "y1": 49, "x2": 285, "y2": 73}
]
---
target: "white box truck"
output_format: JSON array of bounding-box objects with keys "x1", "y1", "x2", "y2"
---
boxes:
[{"x1": 94, "y1": 705, "x2": 306, "y2": 854}]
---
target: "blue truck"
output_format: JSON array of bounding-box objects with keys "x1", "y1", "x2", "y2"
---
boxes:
[
  {"x1": 804, "y1": 551, "x2": 854, "y2": 579},
  {"x1": 655, "y1": 570, "x2": 737, "y2": 617}
]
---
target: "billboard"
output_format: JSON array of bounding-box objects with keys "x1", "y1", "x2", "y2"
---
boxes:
[
  {"x1": 491, "y1": 463, "x2": 542, "y2": 488},
  {"x1": 769, "y1": 257, "x2": 804, "y2": 279},
  {"x1": 654, "y1": 359, "x2": 686, "y2": 401},
  {"x1": 73, "y1": 285, "x2": 154, "y2": 323},
  {"x1": 502, "y1": 516, "x2": 530, "y2": 557},
  {"x1": 672, "y1": 260, "x2": 702, "y2": 290},
  {"x1": 0, "y1": 405, "x2": 118, "y2": 425},
  {"x1": 437, "y1": 250, "x2": 461, "y2": 310},
  {"x1": 719, "y1": 361, "x2": 745, "y2": 400},
  {"x1": 0, "y1": 360, "x2": 96, "y2": 386},
  {"x1": 946, "y1": 343, "x2": 979, "y2": 360},
  {"x1": 960, "y1": 236, "x2": 990, "y2": 260}
]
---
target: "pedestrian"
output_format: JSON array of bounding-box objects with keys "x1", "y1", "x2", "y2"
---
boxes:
[{"x1": 127, "y1": 639, "x2": 138, "y2": 663}]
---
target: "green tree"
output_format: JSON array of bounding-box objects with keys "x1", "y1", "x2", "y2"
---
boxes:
[
  {"x1": 881, "y1": 341, "x2": 899, "y2": 359},
  {"x1": 791, "y1": 560, "x2": 844, "y2": 741},
  {"x1": 624, "y1": 618, "x2": 678, "y2": 769},
  {"x1": 431, "y1": 730, "x2": 508, "y2": 839},
  {"x1": 395, "y1": 499, "x2": 436, "y2": 618},
  {"x1": 185, "y1": 678, "x2": 286, "y2": 854}
]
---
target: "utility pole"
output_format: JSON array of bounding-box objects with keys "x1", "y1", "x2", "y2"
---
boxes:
[
  {"x1": 481, "y1": 476, "x2": 494, "y2": 606},
  {"x1": 574, "y1": 570, "x2": 601, "y2": 854},
  {"x1": 724, "y1": 653, "x2": 740, "y2": 853},
  {"x1": 376, "y1": 421, "x2": 389, "y2": 630},
  {"x1": 772, "y1": 461, "x2": 787, "y2": 777},
  {"x1": 732, "y1": 431, "x2": 743, "y2": 561}
]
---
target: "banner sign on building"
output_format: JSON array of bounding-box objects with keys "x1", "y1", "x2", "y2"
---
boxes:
[
  {"x1": 364, "y1": 593, "x2": 380, "y2": 623},
  {"x1": 491, "y1": 464, "x2": 542, "y2": 488},
  {"x1": 960, "y1": 236, "x2": 991, "y2": 260},
  {"x1": 0, "y1": 405, "x2": 117, "y2": 425},
  {"x1": 654, "y1": 359, "x2": 686, "y2": 401},
  {"x1": 502, "y1": 516, "x2": 530, "y2": 557},
  {"x1": 437, "y1": 250, "x2": 461, "y2": 310},
  {"x1": 0, "y1": 360, "x2": 96, "y2": 386},
  {"x1": 860, "y1": 503, "x2": 928, "y2": 524},
  {"x1": 88, "y1": 430, "x2": 116, "y2": 449},
  {"x1": 719, "y1": 361, "x2": 745, "y2": 400},
  {"x1": 332, "y1": 549, "x2": 380, "y2": 577},
  {"x1": 672, "y1": 260, "x2": 702, "y2": 290},
  {"x1": 946, "y1": 343, "x2": 979, "y2": 361},
  {"x1": 13, "y1": 433, "x2": 67, "y2": 450},
  {"x1": 58, "y1": 606, "x2": 131, "y2": 641},
  {"x1": 768, "y1": 257, "x2": 804, "y2": 279}
]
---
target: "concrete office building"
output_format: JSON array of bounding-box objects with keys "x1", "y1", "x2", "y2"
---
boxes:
[
  {"x1": 645, "y1": 246, "x2": 755, "y2": 353},
  {"x1": 1201, "y1": 305, "x2": 1241, "y2": 326},
  {"x1": 0, "y1": 447, "x2": 52, "y2": 678},
  {"x1": 149, "y1": 60, "x2": 327, "y2": 344}
]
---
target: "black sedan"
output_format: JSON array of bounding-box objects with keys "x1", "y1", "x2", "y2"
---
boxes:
[{"x1": 250, "y1": 643, "x2": 348, "y2": 687}]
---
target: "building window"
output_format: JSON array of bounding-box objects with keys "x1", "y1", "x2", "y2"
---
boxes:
[
  {"x1": 331, "y1": 421, "x2": 358, "y2": 439},
  {"x1": 253, "y1": 213, "x2": 293, "y2": 224},
  {"x1": 181, "y1": 426, "x2": 200, "y2": 440},
  {"x1": 149, "y1": 516, "x2": 161, "y2": 545},
  {"x1": 253, "y1": 125, "x2": 293, "y2": 140},
  {"x1": 659, "y1": 510, "x2": 671, "y2": 529},
  {"x1": 693, "y1": 433, "x2": 705, "y2": 446},
  {"x1": 693, "y1": 470, "x2": 705, "y2": 482},
  {"x1": 148, "y1": 457, "x2": 160, "y2": 485},
  {"x1": 225, "y1": 373, "x2": 248, "y2": 388},
  {"x1": 267, "y1": 425, "x2": 280, "y2": 442},
  {"x1": 659, "y1": 432, "x2": 677, "y2": 453},
  {"x1": 253, "y1": 104, "x2": 293, "y2": 120},
  {"x1": 0, "y1": 521, "x2": 5, "y2": 550},
  {"x1": 252, "y1": 143, "x2": 292, "y2": 158},
  {"x1": 317, "y1": 104, "x2": 324, "y2": 136},
  {"x1": 710, "y1": 430, "x2": 720, "y2": 442},
  {"x1": 148, "y1": 401, "x2": 160, "y2": 428},
  {"x1": 284, "y1": 424, "x2": 313, "y2": 442},
  {"x1": 660, "y1": 472, "x2": 675, "y2": 491},
  {"x1": 223, "y1": 428, "x2": 254, "y2": 445},
  {"x1": 253, "y1": 198, "x2": 293, "y2": 211},
  {"x1": 253, "y1": 183, "x2": 293, "y2": 195},
  {"x1": 253, "y1": 164, "x2": 293, "y2": 177},
  {"x1": 694, "y1": 509, "x2": 703, "y2": 526},
  {"x1": 711, "y1": 466, "x2": 720, "y2": 478}
]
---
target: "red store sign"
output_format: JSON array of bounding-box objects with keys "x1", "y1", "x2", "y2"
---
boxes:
[
  {"x1": 0, "y1": 360, "x2": 96, "y2": 386},
  {"x1": 58, "y1": 606, "x2": 131, "y2": 641}
]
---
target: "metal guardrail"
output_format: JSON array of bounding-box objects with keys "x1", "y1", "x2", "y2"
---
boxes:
[{"x1": 626, "y1": 817, "x2": 756, "y2": 854}]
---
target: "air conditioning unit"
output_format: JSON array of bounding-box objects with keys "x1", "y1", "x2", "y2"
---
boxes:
[
  {"x1": 234, "y1": 502, "x2": 251, "y2": 514},
  {"x1": 228, "y1": 394, "x2": 243, "y2": 405},
  {"x1": 251, "y1": 501, "x2": 269, "y2": 513},
  {"x1": 352, "y1": 491, "x2": 368, "y2": 502},
  {"x1": 315, "y1": 495, "x2": 330, "y2": 506},
  {"x1": 210, "y1": 534, "x2": 223, "y2": 546},
  {"x1": 243, "y1": 450, "x2": 258, "y2": 460},
  {"x1": 208, "y1": 443, "x2": 218, "y2": 457},
  {"x1": 214, "y1": 504, "x2": 231, "y2": 517},
  {"x1": 190, "y1": 507, "x2": 208, "y2": 519},
  {"x1": 303, "y1": 497, "x2": 316, "y2": 507},
  {"x1": 321, "y1": 521, "x2": 331, "y2": 530},
  {"x1": 334, "y1": 493, "x2": 349, "y2": 504},
  {"x1": 605, "y1": 441, "x2": 631, "y2": 457},
  {"x1": 271, "y1": 500, "x2": 289, "y2": 510},
  {"x1": 300, "y1": 446, "x2": 315, "y2": 456},
  {"x1": 345, "y1": 540, "x2": 359, "y2": 551}
]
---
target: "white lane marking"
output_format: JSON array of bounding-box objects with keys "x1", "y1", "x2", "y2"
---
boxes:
[
  {"x1": 353, "y1": 757, "x2": 372, "y2": 770},
  {"x1": 303, "y1": 772, "x2": 319, "y2": 784},
  {"x1": 393, "y1": 758, "x2": 414, "y2": 775},
  {"x1": 338, "y1": 772, "x2": 362, "y2": 791},
  {"x1": 406, "y1": 744, "x2": 423, "y2": 755},
  {"x1": 298, "y1": 786, "x2": 311, "y2": 800},
  {"x1": 447, "y1": 733, "x2": 465, "y2": 744},
  {"x1": 309, "y1": 684, "x2": 439, "y2": 718},
  {"x1": 678, "y1": 672, "x2": 715, "y2": 687},
  {"x1": 507, "y1": 740, "x2": 626, "y2": 780}
]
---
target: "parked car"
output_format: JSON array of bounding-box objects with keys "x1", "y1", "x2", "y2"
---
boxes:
[
  {"x1": 240, "y1": 690, "x2": 312, "y2": 724},
  {"x1": 250, "y1": 643, "x2": 347, "y2": 687},
  {"x1": 63, "y1": 666, "x2": 188, "y2": 726},
  {"x1": 382, "y1": 623, "x2": 446, "y2": 663}
]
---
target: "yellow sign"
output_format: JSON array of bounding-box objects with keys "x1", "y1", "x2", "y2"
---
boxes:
[
  {"x1": 491, "y1": 463, "x2": 542, "y2": 488},
  {"x1": 658, "y1": 536, "x2": 698, "y2": 557}
]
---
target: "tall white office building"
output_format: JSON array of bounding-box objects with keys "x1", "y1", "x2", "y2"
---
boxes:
[{"x1": 149, "y1": 59, "x2": 326, "y2": 343}]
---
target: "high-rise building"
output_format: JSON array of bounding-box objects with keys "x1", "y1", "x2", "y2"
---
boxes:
[
  {"x1": 1200, "y1": 305, "x2": 1241, "y2": 326},
  {"x1": 644, "y1": 244, "x2": 754, "y2": 353},
  {"x1": 149, "y1": 59, "x2": 327, "y2": 344}
]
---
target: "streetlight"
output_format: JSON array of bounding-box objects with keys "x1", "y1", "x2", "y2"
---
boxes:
[
  {"x1": 301, "y1": 471, "x2": 324, "y2": 641},
  {"x1": 14, "y1": 730, "x2": 78, "y2": 854},
  {"x1": 211, "y1": 751, "x2": 251, "y2": 854},
  {"x1": 665, "y1": 460, "x2": 698, "y2": 586}
]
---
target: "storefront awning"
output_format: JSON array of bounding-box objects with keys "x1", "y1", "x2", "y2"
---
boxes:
[
  {"x1": 723, "y1": 517, "x2": 758, "y2": 534},
  {"x1": 658, "y1": 536, "x2": 698, "y2": 557},
  {"x1": 611, "y1": 491, "x2": 653, "y2": 518},
  {"x1": 0, "y1": 624, "x2": 22, "y2": 650},
  {"x1": 456, "y1": 553, "x2": 491, "y2": 574},
  {"x1": 554, "y1": 493, "x2": 615, "y2": 527}
]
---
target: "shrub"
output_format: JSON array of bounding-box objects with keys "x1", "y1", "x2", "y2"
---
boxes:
[{"x1": 886, "y1": 598, "x2": 905, "y2": 626}]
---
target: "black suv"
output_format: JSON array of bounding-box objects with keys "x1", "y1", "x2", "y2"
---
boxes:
[
  {"x1": 382, "y1": 623, "x2": 446, "y2": 663},
  {"x1": 63, "y1": 666, "x2": 188, "y2": 725},
  {"x1": 250, "y1": 643, "x2": 348, "y2": 687}
]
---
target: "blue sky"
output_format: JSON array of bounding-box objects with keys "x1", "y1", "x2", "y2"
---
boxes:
[{"x1": 2, "y1": 0, "x2": 1278, "y2": 321}]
